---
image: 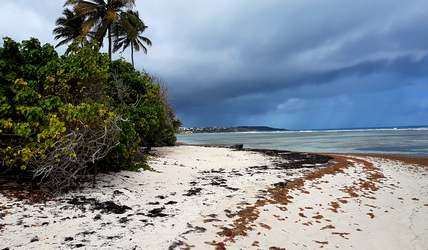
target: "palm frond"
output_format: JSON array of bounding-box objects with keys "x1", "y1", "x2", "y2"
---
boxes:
[
  {"x1": 53, "y1": 8, "x2": 87, "y2": 49},
  {"x1": 136, "y1": 40, "x2": 148, "y2": 54},
  {"x1": 64, "y1": 0, "x2": 80, "y2": 6},
  {"x1": 111, "y1": 0, "x2": 136, "y2": 10},
  {"x1": 138, "y1": 36, "x2": 152, "y2": 47},
  {"x1": 55, "y1": 37, "x2": 74, "y2": 48},
  {"x1": 74, "y1": 1, "x2": 102, "y2": 16}
]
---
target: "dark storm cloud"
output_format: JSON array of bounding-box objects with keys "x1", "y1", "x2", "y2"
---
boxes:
[
  {"x1": 172, "y1": 53, "x2": 428, "y2": 112},
  {"x1": 1, "y1": 0, "x2": 427, "y2": 129}
]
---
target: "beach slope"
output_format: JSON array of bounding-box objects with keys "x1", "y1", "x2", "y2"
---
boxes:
[{"x1": 0, "y1": 145, "x2": 427, "y2": 249}]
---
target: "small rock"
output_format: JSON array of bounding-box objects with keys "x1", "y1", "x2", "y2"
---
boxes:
[
  {"x1": 30, "y1": 236, "x2": 39, "y2": 243},
  {"x1": 147, "y1": 207, "x2": 168, "y2": 217},
  {"x1": 113, "y1": 190, "x2": 124, "y2": 196},
  {"x1": 183, "y1": 188, "x2": 202, "y2": 196},
  {"x1": 230, "y1": 144, "x2": 244, "y2": 149},
  {"x1": 93, "y1": 214, "x2": 101, "y2": 220},
  {"x1": 64, "y1": 237, "x2": 74, "y2": 242},
  {"x1": 77, "y1": 231, "x2": 95, "y2": 237}
]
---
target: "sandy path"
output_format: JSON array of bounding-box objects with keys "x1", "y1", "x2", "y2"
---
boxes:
[{"x1": 0, "y1": 145, "x2": 427, "y2": 250}]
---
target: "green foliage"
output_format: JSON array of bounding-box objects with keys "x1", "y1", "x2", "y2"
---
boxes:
[
  {"x1": 108, "y1": 60, "x2": 180, "y2": 147},
  {"x1": 0, "y1": 38, "x2": 115, "y2": 174},
  {"x1": 43, "y1": 43, "x2": 110, "y2": 103},
  {"x1": 0, "y1": 37, "x2": 179, "y2": 190}
]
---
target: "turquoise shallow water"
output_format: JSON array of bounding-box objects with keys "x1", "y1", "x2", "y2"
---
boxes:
[{"x1": 177, "y1": 128, "x2": 428, "y2": 156}]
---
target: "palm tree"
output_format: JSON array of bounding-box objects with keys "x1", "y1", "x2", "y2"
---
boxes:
[
  {"x1": 65, "y1": 0, "x2": 136, "y2": 60},
  {"x1": 112, "y1": 10, "x2": 152, "y2": 67},
  {"x1": 53, "y1": 8, "x2": 88, "y2": 53}
]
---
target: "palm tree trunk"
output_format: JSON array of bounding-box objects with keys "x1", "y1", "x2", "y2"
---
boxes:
[
  {"x1": 131, "y1": 42, "x2": 134, "y2": 68},
  {"x1": 107, "y1": 0, "x2": 112, "y2": 60},
  {"x1": 108, "y1": 26, "x2": 112, "y2": 60}
]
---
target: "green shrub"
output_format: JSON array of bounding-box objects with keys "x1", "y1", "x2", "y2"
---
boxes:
[
  {"x1": 0, "y1": 38, "x2": 118, "y2": 190},
  {"x1": 108, "y1": 60, "x2": 180, "y2": 148},
  {"x1": 0, "y1": 38, "x2": 179, "y2": 191}
]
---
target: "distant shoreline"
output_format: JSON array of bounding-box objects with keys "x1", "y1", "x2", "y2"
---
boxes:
[
  {"x1": 178, "y1": 126, "x2": 288, "y2": 134},
  {"x1": 178, "y1": 126, "x2": 428, "y2": 134}
]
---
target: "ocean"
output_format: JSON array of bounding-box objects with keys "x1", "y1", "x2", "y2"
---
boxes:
[{"x1": 177, "y1": 127, "x2": 428, "y2": 156}]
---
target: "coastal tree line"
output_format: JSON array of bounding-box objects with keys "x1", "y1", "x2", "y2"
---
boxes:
[{"x1": 0, "y1": 0, "x2": 180, "y2": 192}]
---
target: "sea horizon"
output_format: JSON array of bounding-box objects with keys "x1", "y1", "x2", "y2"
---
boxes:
[
  {"x1": 178, "y1": 125, "x2": 428, "y2": 156},
  {"x1": 285, "y1": 125, "x2": 428, "y2": 133}
]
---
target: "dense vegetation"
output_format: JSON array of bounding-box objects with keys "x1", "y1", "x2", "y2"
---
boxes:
[
  {"x1": 0, "y1": 0, "x2": 169, "y2": 192},
  {"x1": 0, "y1": 38, "x2": 179, "y2": 191}
]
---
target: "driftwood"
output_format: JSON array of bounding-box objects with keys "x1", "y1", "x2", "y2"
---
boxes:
[{"x1": 30, "y1": 117, "x2": 122, "y2": 193}]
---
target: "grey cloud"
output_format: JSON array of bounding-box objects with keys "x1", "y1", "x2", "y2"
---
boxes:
[{"x1": 1, "y1": 0, "x2": 427, "y2": 129}]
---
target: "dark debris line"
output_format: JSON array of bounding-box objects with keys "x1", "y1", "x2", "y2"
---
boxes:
[
  {"x1": 66, "y1": 196, "x2": 131, "y2": 214},
  {"x1": 247, "y1": 149, "x2": 332, "y2": 168}
]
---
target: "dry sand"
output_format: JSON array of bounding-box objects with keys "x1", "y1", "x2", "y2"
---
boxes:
[{"x1": 0, "y1": 145, "x2": 427, "y2": 249}]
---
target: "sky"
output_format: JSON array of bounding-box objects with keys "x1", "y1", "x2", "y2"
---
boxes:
[{"x1": 1, "y1": 0, "x2": 428, "y2": 130}]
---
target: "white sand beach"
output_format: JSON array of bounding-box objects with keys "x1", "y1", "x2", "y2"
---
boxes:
[{"x1": 0, "y1": 145, "x2": 427, "y2": 249}]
